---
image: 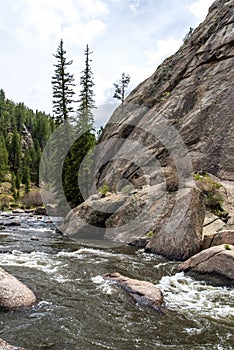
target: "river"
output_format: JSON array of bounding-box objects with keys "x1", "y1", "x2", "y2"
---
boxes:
[{"x1": 0, "y1": 212, "x2": 233, "y2": 350}]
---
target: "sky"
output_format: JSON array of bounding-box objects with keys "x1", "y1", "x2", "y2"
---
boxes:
[{"x1": 0, "y1": 0, "x2": 214, "y2": 126}]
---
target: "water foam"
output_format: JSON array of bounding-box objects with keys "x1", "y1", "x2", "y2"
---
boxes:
[
  {"x1": 157, "y1": 272, "x2": 234, "y2": 321},
  {"x1": 0, "y1": 250, "x2": 61, "y2": 274},
  {"x1": 92, "y1": 275, "x2": 115, "y2": 295}
]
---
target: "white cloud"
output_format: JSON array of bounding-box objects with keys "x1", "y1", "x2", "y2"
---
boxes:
[
  {"x1": 128, "y1": 0, "x2": 141, "y2": 13},
  {"x1": 145, "y1": 37, "x2": 183, "y2": 67},
  {"x1": 63, "y1": 19, "x2": 106, "y2": 48},
  {"x1": 188, "y1": 0, "x2": 214, "y2": 21},
  {"x1": 15, "y1": 0, "x2": 109, "y2": 49},
  {"x1": 0, "y1": 0, "x2": 214, "y2": 115}
]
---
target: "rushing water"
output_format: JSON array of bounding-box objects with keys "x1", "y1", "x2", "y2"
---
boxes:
[{"x1": 0, "y1": 212, "x2": 234, "y2": 350}]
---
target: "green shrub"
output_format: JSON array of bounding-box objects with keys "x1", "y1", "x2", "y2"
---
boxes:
[
  {"x1": 146, "y1": 230, "x2": 154, "y2": 238},
  {"x1": 194, "y1": 173, "x2": 226, "y2": 219},
  {"x1": 98, "y1": 184, "x2": 110, "y2": 196}
]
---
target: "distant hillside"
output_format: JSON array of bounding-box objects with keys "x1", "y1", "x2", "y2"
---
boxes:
[{"x1": 0, "y1": 89, "x2": 55, "y2": 209}]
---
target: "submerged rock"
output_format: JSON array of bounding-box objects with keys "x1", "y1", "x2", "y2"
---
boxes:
[
  {"x1": 103, "y1": 272, "x2": 163, "y2": 311},
  {"x1": 0, "y1": 267, "x2": 36, "y2": 310},
  {"x1": 177, "y1": 244, "x2": 234, "y2": 286}
]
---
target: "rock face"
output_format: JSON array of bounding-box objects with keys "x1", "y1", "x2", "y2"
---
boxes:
[
  {"x1": 202, "y1": 230, "x2": 234, "y2": 249},
  {"x1": 103, "y1": 272, "x2": 163, "y2": 311},
  {"x1": 177, "y1": 244, "x2": 234, "y2": 286},
  {"x1": 145, "y1": 186, "x2": 206, "y2": 260},
  {"x1": 62, "y1": 0, "x2": 234, "y2": 260},
  {"x1": 0, "y1": 338, "x2": 28, "y2": 350},
  {"x1": 98, "y1": 0, "x2": 234, "y2": 185},
  {"x1": 0, "y1": 267, "x2": 36, "y2": 309}
]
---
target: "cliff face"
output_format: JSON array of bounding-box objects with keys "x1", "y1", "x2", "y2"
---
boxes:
[
  {"x1": 98, "y1": 0, "x2": 234, "y2": 184},
  {"x1": 61, "y1": 0, "x2": 234, "y2": 259}
]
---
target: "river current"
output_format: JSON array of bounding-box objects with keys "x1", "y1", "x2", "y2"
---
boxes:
[{"x1": 0, "y1": 212, "x2": 233, "y2": 349}]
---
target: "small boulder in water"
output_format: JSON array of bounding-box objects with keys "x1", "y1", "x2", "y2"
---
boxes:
[
  {"x1": 30, "y1": 236, "x2": 39, "y2": 241},
  {"x1": 0, "y1": 267, "x2": 36, "y2": 310},
  {"x1": 103, "y1": 272, "x2": 163, "y2": 311},
  {"x1": 12, "y1": 208, "x2": 25, "y2": 214}
]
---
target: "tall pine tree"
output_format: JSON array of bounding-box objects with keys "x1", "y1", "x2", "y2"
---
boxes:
[
  {"x1": 63, "y1": 45, "x2": 96, "y2": 206},
  {"x1": 51, "y1": 39, "x2": 76, "y2": 124}
]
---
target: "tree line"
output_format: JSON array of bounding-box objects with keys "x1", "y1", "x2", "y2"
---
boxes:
[{"x1": 0, "y1": 88, "x2": 54, "y2": 205}]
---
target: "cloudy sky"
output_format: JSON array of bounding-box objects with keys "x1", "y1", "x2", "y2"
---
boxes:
[{"x1": 0, "y1": 0, "x2": 214, "y2": 125}]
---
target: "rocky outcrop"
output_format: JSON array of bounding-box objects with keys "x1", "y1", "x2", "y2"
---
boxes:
[
  {"x1": 145, "y1": 186, "x2": 206, "y2": 260},
  {"x1": 0, "y1": 267, "x2": 36, "y2": 309},
  {"x1": 0, "y1": 338, "x2": 28, "y2": 350},
  {"x1": 21, "y1": 124, "x2": 34, "y2": 151},
  {"x1": 61, "y1": 0, "x2": 234, "y2": 260},
  {"x1": 177, "y1": 244, "x2": 234, "y2": 286},
  {"x1": 202, "y1": 230, "x2": 234, "y2": 249},
  {"x1": 103, "y1": 272, "x2": 163, "y2": 311}
]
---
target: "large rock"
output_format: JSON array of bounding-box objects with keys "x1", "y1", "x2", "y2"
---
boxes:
[
  {"x1": 177, "y1": 244, "x2": 234, "y2": 286},
  {"x1": 60, "y1": 0, "x2": 234, "y2": 252},
  {"x1": 0, "y1": 338, "x2": 28, "y2": 350},
  {"x1": 60, "y1": 192, "x2": 129, "y2": 239},
  {"x1": 61, "y1": 184, "x2": 168, "y2": 243},
  {"x1": 0, "y1": 267, "x2": 36, "y2": 309},
  {"x1": 202, "y1": 230, "x2": 234, "y2": 249},
  {"x1": 145, "y1": 186, "x2": 205, "y2": 260},
  {"x1": 103, "y1": 272, "x2": 163, "y2": 311}
]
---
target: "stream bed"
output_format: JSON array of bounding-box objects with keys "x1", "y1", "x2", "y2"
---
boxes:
[{"x1": 0, "y1": 212, "x2": 233, "y2": 349}]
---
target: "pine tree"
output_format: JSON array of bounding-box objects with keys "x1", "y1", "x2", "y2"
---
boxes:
[
  {"x1": 77, "y1": 44, "x2": 96, "y2": 131},
  {"x1": 15, "y1": 171, "x2": 21, "y2": 190},
  {"x1": 11, "y1": 173, "x2": 16, "y2": 198},
  {"x1": 9, "y1": 128, "x2": 22, "y2": 173},
  {"x1": 63, "y1": 45, "x2": 96, "y2": 206},
  {"x1": 113, "y1": 72, "x2": 131, "y2": 104},
  {"x1": 51, "y1": 39, "x2": 76, "y2": 124},
  {"x1": 23, "y1": 166, "x2": 31, "y2": 193},
  {"x1": 0, "y1": 134, "x2": 8, "y2": 181}
]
